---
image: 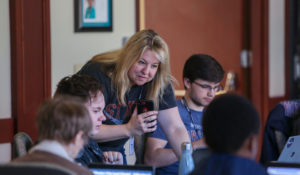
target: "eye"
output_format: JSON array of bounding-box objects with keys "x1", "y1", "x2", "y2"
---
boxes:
[
  {"x1": 151, "y1": 64, "x2": 159, "y2": 69},
  {"x1": 214, "y1": 85, "x2": 223, "y2": 92},
  {"x1": 138, "y1": 60, "x2": 146, "y2": 65},
  {"x1": 93, "y1": 108, "x2": 101, "y2": 113},
  {"x1": 201, "y1": 85, "x2": 211, "y2": 89}
]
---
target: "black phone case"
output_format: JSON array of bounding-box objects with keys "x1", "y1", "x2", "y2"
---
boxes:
[{"x1": 137, "y1": 100, "x2": 154, "y2": 114}]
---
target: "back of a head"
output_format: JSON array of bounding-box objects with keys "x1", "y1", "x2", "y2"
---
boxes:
[
  {"x1": 54, "y1": 74, "x2": 102, "y2": 103},
  {"x1": 36, "y1": 97, "x2": 92, "y2": 144},
  {"x1": 202, "y1": 93, "x2": 260, "y2": 154},
  {"x1": 183, "y1": 54, "x2": 224, "y2": 84}
]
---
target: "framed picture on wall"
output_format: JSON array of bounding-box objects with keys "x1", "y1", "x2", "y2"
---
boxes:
[{"x1": 74, "y1": 0, "x2": 113, "y2": 32}]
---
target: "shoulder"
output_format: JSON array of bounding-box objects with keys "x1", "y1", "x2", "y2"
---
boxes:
[
  {"x1": 14, "y1": 151, "x2": 93, "y2": 175},
  {"x1": 213, "y1": 154, "x2": 268, "y2": 175},
  {"x1": 78, "y1": 61, "x2": 103, "y2": 76},
  {"x1": 158, "y1": 84, "x2": 177, "y2": 110}
]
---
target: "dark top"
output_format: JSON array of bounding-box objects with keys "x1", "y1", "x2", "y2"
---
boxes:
[
  {"x1": 78, "y1": 61, "x2": 177, "y2": 160},
  {"x1": 260, "y1": 100, "x2": 300, "y2": 165},
  {"x1": 75, "y1": 139, "x2": 103, "y2": 167},
  {"x1": 190, "y1": 153, "x2": 268, "y2": 175},
  {"x1": 13, "y1": 150, "x2": 93, "y2": 175}
]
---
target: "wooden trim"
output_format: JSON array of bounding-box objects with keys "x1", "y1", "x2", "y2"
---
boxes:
[
  {"x1": 262, "y1": 0, "x2": 290, "y2": 122},
  {"x1": 249, "y1": 0, "x2": 267, "y2": 160},
  {"x1": 10, "y1": 0, "x2": 51, "y2": 141},
  {"x1": 262, "y1": 0, "x2": 270, "y2": 122},
  {"x1": 10, "y1": 0, "x2": 25, "y2": 135},
  {"x1": 42, "y1": 0, "x2": 52, "y2": 98},
  {"x1": 250, "y1": 0, "x2": 265, "y2": 119},
  {"x1": 284, "y1": 0, "x2": 290, "y2": 100},
  {"x1": 138, "y1": 0, "x2": 145, "y2": 31},
  {"x1": 0, "y1": 119, "x2": 14, "y2": 143},
  {"x1": 135, "y1": 0, "x2": 140, "y2": 32}
]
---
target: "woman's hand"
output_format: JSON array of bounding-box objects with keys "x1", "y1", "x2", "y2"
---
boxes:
[
  {"x1": 103, "y1": 151, "x2": 123, "y2": 165},
  {"x1": 126, "y1": 107, "x2": 158, "y2": 136}
]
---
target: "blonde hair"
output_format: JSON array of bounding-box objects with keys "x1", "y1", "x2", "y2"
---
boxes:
[{"x1": 91, "y1": 29, "x2": 174, "y2": 108}]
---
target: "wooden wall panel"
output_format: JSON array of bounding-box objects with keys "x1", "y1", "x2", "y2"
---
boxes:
[
  {"x1": 0, "y1": 119, "x2": 14, "y2": 143},
  {"x1": 8, "y1": 0, "x2": 51, "y2": 142}
]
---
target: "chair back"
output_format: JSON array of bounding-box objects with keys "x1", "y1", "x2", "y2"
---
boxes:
[
  {"x1": 12, "y1": 132, "x2": 34, "y2": 158},
  {"x1": 0, "y1": 162, "x2": 76, "y2": 175}
]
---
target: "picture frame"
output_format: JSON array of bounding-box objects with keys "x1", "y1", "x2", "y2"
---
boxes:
[{"x1": 74, "y1": 0, "x2": 113, "y2": 32}]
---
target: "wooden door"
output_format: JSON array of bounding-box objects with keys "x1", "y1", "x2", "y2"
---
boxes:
[
  {"x1": 137, "y1": 0, "x2": 292, "y2": 159},
  {"x1": 142, "y1": 0, "x2": 248, "y2": 95},
  {"x1": 136, "y1": 0, "x2": 289, "y2": 121}
]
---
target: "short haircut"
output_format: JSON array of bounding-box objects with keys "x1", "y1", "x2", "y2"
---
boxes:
[
  {"x1": 183, "y1": 54, "x2": 224, "y2": 85},
  {"x1": 54, "y1": 74, "x2": 102, "y2": 103},
  {"x1": 36, "y1": 97, "x2": 92, "y2": 144},
  {"x1": 202, "y1": 93, "x2": 260, "y2": 153}
]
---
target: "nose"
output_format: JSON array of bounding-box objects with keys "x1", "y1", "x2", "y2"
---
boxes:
[
  {"x1": 99, "y1": 111, "x2": 106, "y2": 121},
  {"x1": 207, "y1": 88, "x2": 215, "y2": 97},
  {"x1": 141, "y1": 65, "x2": 151, "y2": 75}
]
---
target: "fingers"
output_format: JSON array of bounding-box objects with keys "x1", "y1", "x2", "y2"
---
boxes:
[
  {"x1": 139, "y1": 111, "x2": 158, "y2": 120},
  {"x1": 127, "y1": 109, "x2": 158, "y2": 136},
  {"x1": 103, "y1": 151, "x2": 123, "y2": 165},
  {"x1": 141, "y1": 118, "x2": 157, "y2": 133}
]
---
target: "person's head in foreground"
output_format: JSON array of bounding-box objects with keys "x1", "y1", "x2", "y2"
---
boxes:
[
  {"x1": 54, "y1": 74, "x2": 106, "y2": 136},
  {"x1": 203, "y1": 93, "x2": 260, "y2": 159},
  {"x1": 36, "y1": 97, "x2": 92, "y2": 159}
]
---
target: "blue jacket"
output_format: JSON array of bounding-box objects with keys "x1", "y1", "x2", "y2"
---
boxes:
[
  {"x1": 75, "y1": 139, "x2": 103, "y2": 167},
  {"x1": 190, "y1": 153, "x2": 267, "y2": 175}
]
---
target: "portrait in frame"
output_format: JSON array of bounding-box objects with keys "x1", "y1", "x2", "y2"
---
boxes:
[{"x1": 74, "y1": 0, "x2": 112, "y2": 32}]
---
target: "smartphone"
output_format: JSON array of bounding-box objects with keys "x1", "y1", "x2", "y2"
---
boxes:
[
  {"x1": 137, "y1": 100, "x2": 154, "y2": 114},
  {"x1": 137, "y1": 100, "x2": 155, "y2": 130}
]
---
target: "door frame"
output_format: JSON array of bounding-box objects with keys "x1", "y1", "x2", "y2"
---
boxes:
[{"x1": 0, "y1": 0, "x2": 51, "y2": 145}]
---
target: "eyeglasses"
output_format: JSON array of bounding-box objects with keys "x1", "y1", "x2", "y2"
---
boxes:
[{"x1": 192, "y1": 81, "x2": 223, "y2": 92}]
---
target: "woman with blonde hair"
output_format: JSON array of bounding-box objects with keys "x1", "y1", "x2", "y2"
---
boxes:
[{"x1": 78, "y1": 29, "x2": 190, "y2": 163}]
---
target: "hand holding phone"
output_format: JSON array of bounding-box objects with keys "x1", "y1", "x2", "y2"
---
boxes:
[{"x1": 136, "y1": 100, "x2": 156, "y2": 130}]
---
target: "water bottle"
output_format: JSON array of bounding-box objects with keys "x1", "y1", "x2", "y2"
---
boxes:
[{"x1": 178, "y1": 142, "x2": 194, "y2": 175}]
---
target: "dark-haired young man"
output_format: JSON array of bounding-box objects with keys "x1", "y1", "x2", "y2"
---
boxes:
[
  {"x1": 144, "y1": 54, "x2": 224, "y2": 175},
  {"x1": 190, "y1": 94, "x2": 268, "y2": 175},
  {"x1": 54, "y1": 74, "x2": 123, "y2": 166}
]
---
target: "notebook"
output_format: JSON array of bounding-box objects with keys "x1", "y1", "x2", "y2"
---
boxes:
[
  {"x1": 88, "y1": 163, "x2": 155, "y2": 175},
  {"x1": 266, "y1": 162, "x2": 300, "y2": 175},
  {"x1": 278, "y1": 135, "x2": 300, "y2": 163}
]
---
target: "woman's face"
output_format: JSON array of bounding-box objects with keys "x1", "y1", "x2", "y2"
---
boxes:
[{"x1": 128, "y1": 49, "x2": 160, "y2": 86}]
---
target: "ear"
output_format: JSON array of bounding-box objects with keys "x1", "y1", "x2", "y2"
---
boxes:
[
  {"x1": 236, "y1": 135, "x2": 258, "y2": 160},
  {"x1": 244, "y1": 135, "x2": 259, "y2": 160},
  {"x1": 73, "y1": 130, "x2": 84, "y2": 146},
  {"x1": 183, "y1": 78, "x2": 192, "y2": 89},
  {"x1": 68, "y1": 130, "x2": 84, "y2": 159}
]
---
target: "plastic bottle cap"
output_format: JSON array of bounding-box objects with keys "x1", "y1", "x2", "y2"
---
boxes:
[{"x1": 181, "y1": 142, "x2": 192, "y2": 151}]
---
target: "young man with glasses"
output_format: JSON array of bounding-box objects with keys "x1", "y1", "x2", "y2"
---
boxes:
[{"x1": 144, "y1": 54, "x2": 224, "y2": 175}]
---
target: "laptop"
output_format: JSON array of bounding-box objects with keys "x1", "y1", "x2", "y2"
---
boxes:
[
  {"x1": 88, "y1": 163, "x2": 155, "y2": 175},
  {"x1": 266, "y1": 162, "x2": 300, "y2": 175},
  {"x1": 278, "y1": 135, "x2": 300, "y2": 163}
]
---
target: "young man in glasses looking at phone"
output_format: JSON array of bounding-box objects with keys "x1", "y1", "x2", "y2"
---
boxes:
[{"x1": 144, "y1": 54, "x2": 224, "y2": 175}]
